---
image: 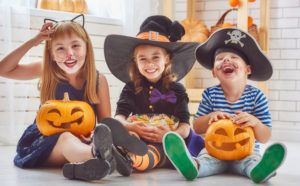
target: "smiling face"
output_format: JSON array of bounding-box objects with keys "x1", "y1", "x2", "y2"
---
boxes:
[
  {"x1": 134, "y1": 45, "x2": 170, "y2": 83},
  {"x1": 51, "y1": 33, "x2": 87, "y2": 75},
  {"x1": 212, "y1": 52, "x2": 251, "y2": 83},
  {"x1": 205, "y1": 119, "x2": 255, "y2": 160}
]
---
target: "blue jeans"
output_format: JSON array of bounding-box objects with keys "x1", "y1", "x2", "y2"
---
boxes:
[{"x1": 195, "y1": 148, "x2": 261, "y2": 178}]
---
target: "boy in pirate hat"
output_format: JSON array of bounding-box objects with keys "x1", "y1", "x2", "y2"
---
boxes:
[
  {"x1": 163, "y1": 28, "x2": 286, "y2": 183},
  {"x1": 104, "y1": 15, "x2": 205, "y2": 174}
]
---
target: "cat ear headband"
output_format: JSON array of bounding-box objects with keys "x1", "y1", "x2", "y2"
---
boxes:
[{"x1": 44, "y1": 14, "x2": 85, "y2": 28}]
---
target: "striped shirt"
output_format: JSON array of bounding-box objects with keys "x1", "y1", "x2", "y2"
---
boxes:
[{"x1": 194, "y1": 84, "x2": 272, "y2": 151}]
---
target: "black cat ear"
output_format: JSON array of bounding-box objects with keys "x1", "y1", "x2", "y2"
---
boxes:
[
  {"x1": 43, "y1": 18, "x2": 58, "y2": 24},
  {"x1": 71, "y1": 14, "x2": 85, "y2": 27}
]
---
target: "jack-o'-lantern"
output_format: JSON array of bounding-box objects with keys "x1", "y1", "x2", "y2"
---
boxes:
[
  {"x1": 205, "y1": 119, "x2": 255, "y2": 160},
  {"x1": 36, "y1": 92, "x2": 95, "y2": 136}
]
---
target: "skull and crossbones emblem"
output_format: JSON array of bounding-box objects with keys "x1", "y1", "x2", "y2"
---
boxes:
[{"x1": 224, "y1": 30, "x2": 246, "y2": 47}]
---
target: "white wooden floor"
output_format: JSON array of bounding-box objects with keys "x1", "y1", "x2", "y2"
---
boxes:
[{"x1": 0, "y1": 141, "x2": 299, "y2": 186}]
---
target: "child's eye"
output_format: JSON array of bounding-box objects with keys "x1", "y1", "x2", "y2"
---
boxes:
[
  {"x1": 73, "y1": 44, "x2": 80, "y2": 48},
  {"x1": 57, "y1": 47, "x2": 64, "y2": 51}
]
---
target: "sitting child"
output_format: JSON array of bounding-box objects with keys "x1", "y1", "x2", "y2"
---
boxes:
[{"x1": 163, "y1": 28, "x2": 286, "y2": 183}]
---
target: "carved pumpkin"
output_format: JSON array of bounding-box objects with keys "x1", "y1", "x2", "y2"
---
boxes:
[
  {"x1": 36, "y1": 92, "x2": 95, "y2": 136},
  {"x1": 180, "y1": 18, "x2": 209, "y2": 43},
  {"x1": 205, "y1": 119, "x2": 255, "y2": 160}
]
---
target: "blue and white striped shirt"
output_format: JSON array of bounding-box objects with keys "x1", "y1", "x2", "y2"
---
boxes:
[{"x1": 194, "y1": 84, "x2": 272, "y2": 151}]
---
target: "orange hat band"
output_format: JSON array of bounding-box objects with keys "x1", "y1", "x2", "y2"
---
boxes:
[{"x1": 136, "y1": 31, "x2": 170, "y2": 42}]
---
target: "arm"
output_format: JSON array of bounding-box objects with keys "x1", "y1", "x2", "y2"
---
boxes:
[
  {"x1": 95, "y1": 73, "x2": 111, "y2": 122},
  {"x1": 194, "y1": 112, "x2": 233, "y2": 134},
  {"x1": 0, "y1": 22, "x2": 54, "y2": 80}
]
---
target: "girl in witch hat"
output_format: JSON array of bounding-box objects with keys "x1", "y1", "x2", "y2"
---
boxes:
[{"x1": 104, "y1": 15, "x2": 205, "y2": 173}]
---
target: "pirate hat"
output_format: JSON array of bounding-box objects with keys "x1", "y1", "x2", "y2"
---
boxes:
[
  {"x1": 104, "y1": 15, "x2": 199, "y2": 83},
  {"x1": 195, "y1": 27, "x2": 273, "y2": 81}
]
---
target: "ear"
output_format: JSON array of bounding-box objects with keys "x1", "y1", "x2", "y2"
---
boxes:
[
  {"x1": 165, "y1": 54, "x2": 170, "y2": 65},
  {"x1": 212, "y1": 68, "x2": 217, "y2": 78},
  {"x1": 71, "y1": 14, "x2": 85, "y2": 27},
  {"x1": 246, "y1": 65, "x2": 252, "y2": 75}
]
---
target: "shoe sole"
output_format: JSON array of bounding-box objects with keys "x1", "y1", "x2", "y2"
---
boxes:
[
  {"x1": 63, "y1": 158, "x2": 110, "y2": 181},
  {"x1": 163, "y1": 132, "x2": 198, "y2": 180},
  {"x1": 112, "y1": 146, "x2": 132, "y2": 176},
  {"x1": 93, "y1": 124, "x2": 115, "y2": 174},
  {"x1": 250, "y1": 143, "x2": 286, "y2": 183},
  {"x1": 101, "y1": 118, "x2": 147, "y2": 155}
]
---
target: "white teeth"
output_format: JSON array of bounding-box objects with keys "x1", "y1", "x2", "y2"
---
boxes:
[{"x1": 146, "y1": 69, "x2": 156, "y2": 73}]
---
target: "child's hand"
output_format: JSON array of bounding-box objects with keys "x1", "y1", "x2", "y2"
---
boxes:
[
  {"x1": 233, "y1": 111, "x2": 261, "y2": 128},
  {"x1": 130, "y1": 121, "x2": 156, "y2": 139},
  {"x1": 142, "y1": 125, "x2": 170, "y2": 143},
  {"x1": 32, "y1": 22, "x2": 55, "y2": 46},
  {"x1": 208, "y1": 111, "x2": 233, "y2": 124},
  {"x1": 79, "y1": 131, "x2": 93, "y2": 144}
]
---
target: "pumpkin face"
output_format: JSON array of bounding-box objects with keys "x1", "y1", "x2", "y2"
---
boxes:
[
  {"x1": 37, "y1": 92, "x2": 95, "y2": 136},
  {"x1": 205, "y1": 119, "x2": 255, "y2": 160}
]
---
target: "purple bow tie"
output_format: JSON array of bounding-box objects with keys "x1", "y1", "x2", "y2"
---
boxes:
[{"x1": 149, "y1": 88, "x2": 177, "y2": 104}]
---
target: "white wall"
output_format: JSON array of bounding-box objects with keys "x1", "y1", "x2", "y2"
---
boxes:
[
  {"x1": 0, "y1": 9, "x2": 123, "y2": 145},
  {"x1": 174, "y1": 0, "x2": 300, "y2": 142}
]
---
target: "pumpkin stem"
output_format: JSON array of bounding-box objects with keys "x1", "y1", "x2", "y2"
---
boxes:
[{"x1": 63, "y1": 92, "x2": 70, "y2": 102}]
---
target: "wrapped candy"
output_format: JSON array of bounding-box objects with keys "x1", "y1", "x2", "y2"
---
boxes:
[{"x1": 127, "y1": 114, "x2": 179, "y2": 131}]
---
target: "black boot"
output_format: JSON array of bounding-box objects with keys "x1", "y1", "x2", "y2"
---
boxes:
[
  {"x1": 63, "y1": 124, "x2": 116, "y2": 181},
  {"x1": 101, "y1": 117, "x2": 147, "y2": 155},
  {"x1": 112, "y1": 145, "x2": 133, "y2": 176}
]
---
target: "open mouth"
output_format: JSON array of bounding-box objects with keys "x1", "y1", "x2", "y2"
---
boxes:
[
  {"x1": 208, "y1": 137, "x2": 250, "y2": 151},
  {"x1": 47, "y1": 116, "x2": 83, "y2": 129},
  {"x1": 222, "y1": 63, "x2": 235, "y2": 74},
  {"x1": 145, "y1": 69, "x2": 157, "y2": 74},
  {"x1": 64, "y1": 60, "x2": 77, "y2": 68}
]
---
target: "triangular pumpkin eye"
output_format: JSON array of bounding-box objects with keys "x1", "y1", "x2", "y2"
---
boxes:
[
  {"x1": 71, "y1": 107, "x2": 83, "y2": 115},
  {"x1": 215, "y1": 128, "x2": 227, "y2": 136},
  {"x1": 47, "y1": 108, "x2": 61, "y2": 116},
  {"x1": 234, "y1": 128, "x2": 245, "y2": 135}
]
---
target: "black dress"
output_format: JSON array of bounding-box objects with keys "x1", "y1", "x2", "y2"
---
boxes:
[
  {"x1": 14, "y1": 77, "x2": 97, "y2": 168},
  {"x1": 116, "y1": 78, "x2": 204, "y2": 157}
]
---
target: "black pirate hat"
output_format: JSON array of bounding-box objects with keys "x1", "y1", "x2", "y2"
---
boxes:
[
  {"x1": 104, "y1": 15, "x2": 199, "y2": 83},
  {"x1": 195, "y1": 27, "x2": 273, "y2": 81}
]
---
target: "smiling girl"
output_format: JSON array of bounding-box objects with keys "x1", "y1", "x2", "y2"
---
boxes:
[
  {"x1": 104, "y1": 15, "x2": 205, "y2": 173},
  {"x1": 0, "y1": 14, "x2": 148, "y2": 181}
]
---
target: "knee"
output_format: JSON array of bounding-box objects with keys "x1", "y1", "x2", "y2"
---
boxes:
[{"x1": 58, "y1": 132, "x2": 77, "y2": 143}]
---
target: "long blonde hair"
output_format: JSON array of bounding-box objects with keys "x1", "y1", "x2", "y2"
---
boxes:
[
  {"x1": 130, "y1": 45, "x2": 176, "y2": 94},
  {"x1": 39, "y1": 22, "x2": 98, "y2": 104}
]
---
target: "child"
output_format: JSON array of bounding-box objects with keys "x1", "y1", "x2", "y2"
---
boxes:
[
  {"x1": 163, "y1": 28, "x2": 286, "y2": 183},
  {"x1": 104, "y1": 15, "x2": 205, "y2": 173},
  {"x1": 0, "y1": 14, "x2": 147, "y2": 181}
]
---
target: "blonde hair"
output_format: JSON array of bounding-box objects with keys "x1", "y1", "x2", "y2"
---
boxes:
[
  {"x1": 130, "y1": 45, "x2": 176, "y2": 94},
  {"x1": 39, "y1": 22, "x2": 99, "y2": 104}
]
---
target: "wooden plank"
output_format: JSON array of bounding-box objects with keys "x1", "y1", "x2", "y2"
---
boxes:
[
  {"x1": 163, "y1": 0, "x2": 174, "y2": 20},
  {"x1": 237, "y1": 0, "x2": 248, "y2": 32},
  {"x1": 258, "y1": 0, "x2": 271, "y2": 97}
]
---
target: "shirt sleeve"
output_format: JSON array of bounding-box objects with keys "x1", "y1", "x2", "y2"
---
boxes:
[
  {"x1": 172, "y1": 83, "x2": 190, "y2": 124},
  {"x1": 253, "y1": 89, "x2": 272, "y2": 129},
  {"x1": 194, "y1": 88, "x2": 213, "y2": 120},
  {"x1": 115, "y1": 83, "x2": 135, "y2": 118}
]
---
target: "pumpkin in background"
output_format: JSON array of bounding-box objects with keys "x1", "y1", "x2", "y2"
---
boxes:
[
  {"x1": 36, "y1": 92, "x2": 95, "y2": 136},
  {"x1": 205, "y1": 119, "x2": 255, "y2": 160},
  {"x1": 180, "y1": 18, "x2": 209, "y2": 43},
  {"x1": 37, "y1": 0, "x2": 88, "y2": 14}
]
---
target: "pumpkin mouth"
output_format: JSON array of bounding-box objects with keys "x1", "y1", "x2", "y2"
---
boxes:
[
  {"x1": 208, "y1": 137, "x2": 250, "y2": 151},
  {"x1": 47, "y1": 116, "x2": 84, "y2": 129}
]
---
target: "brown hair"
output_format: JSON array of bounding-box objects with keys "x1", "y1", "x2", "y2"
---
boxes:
[
  {"x1": 129, "y1": 45, "x2": 176, "y2": 94},
  {"x1": 38, "y1": 22, "x2": 98, "y2": 104}
]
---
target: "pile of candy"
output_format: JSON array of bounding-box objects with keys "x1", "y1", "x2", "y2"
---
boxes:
[{"x1": 127, "y1": 114, "x2": 178, "y2": 131}]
